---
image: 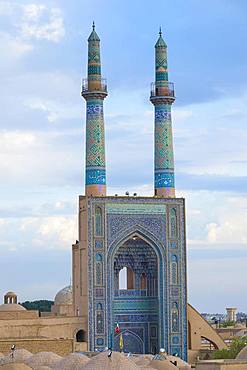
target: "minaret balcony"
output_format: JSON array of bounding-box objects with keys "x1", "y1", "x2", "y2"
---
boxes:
[
  {"x1": 150, "y1": 81, "x2": 175, "y2": 102},
  {"x1": 81, "y1": 78, "x2": 107, "y2": 98}
]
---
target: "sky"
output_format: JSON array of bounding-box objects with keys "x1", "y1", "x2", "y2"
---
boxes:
[{"x1": 0, "y1": 0, "x2": 246, "y2": 313}]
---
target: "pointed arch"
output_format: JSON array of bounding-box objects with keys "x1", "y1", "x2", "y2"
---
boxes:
[
  {"x1": 171, "y1": 254, "x2": 178, "y2": 285},
  {"x1": 107, "y1": 225, "x2": 166, "y2": 353},
  {"x1": 140, "y1": 272, "x2": 147, "y2": 290},
  {"x1": 170, "y1": 207, "x2": 177, "y2": 238},
  {"x1": 95, "y1": 206, "x2": 103, "y2": 236},
  {"x1": 171, "y1": 302, "x2": 179, "y2": 333},
  {"x1": 107, "y1": 224, "x2": 165, "y2": 261}
]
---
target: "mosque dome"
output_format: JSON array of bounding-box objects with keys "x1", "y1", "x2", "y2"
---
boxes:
[
  {"x1": 25, "y1": 352, "x2": 61, "y2": 368},
  {"x1": 0, "y1": 303, "x2": 26, "y2": 311},
  {"x1": 5, "y1": 291, "x2": 16, "y2": 296},
  {"x1": 54, "y1": 286, "x2": 72, "y2": 306}
]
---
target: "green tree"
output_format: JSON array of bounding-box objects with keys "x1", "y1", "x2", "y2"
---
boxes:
[
  {"x1": 220, "y1": 320, "x2": 235, "y2": 328},
  {"x1": 20, "y1": 300, "x2": 54, "y2": 312},
  {"x1": 213, "y1": 336, "x2": 247, "y2": 359}
]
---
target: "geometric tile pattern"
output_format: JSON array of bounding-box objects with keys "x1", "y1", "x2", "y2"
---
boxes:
[
  {"x1": 152, "y1": 32, "x2": 175, "y2": 191},
  {"x1": 86, "y1": 100, "x2": 105, "y2": 167},
  {"x1": 87, "y1": 197, "x2": 187, "y2": 361},
  {"x1": 84, "y1": 26, "x2": 106, "y2": 187}
]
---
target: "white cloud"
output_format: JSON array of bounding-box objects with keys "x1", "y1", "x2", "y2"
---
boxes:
[
  {"x1": 0, "y1": 1, "x2": 14, "y2": 15},
  {"x1": 0, "y1": 2, "x2": 65, "y2": 44},
  {"x1": 173, "y1": 92, "x2": 247, "y2": 177},
  {"x1": 25, "y1": 97, "x2": 81, "y2": 123},
  {"x1": 206, "y1": 215, "x2": 247, "y2": 244},
  {"x1": 19, "y1": 215, "x2": 77, "y2": 250},
  {"x1": 21, "y1": 4, "x2": 46, "y2": 21},
  {"x1": 20, "y1": 5, "x2": 65, "y2": 43},
  {"x1": 38, "y1": 216, "x2": 77, "y2": 247},
  {"x1": 0, "y1": 219, "x2": 8, "y2": 226},
  {"x1": 0, "y1": 130, "x2": 36, "y2": 150},
  {"x1": 0, "y1": 32, "x2": 33, "y2": 61}
]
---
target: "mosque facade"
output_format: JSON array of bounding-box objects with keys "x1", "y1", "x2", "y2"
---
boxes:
[{"x1": 72, "y1": 25, "x2": 188, "y2": 360}]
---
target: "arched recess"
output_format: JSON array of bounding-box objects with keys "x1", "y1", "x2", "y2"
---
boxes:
[
  {"x1": 171, "y1": 255, "x2": 178, "y2": 285},
  {"x1": 170, "y1": 208, "x2": 177, "y2": 238},
  {"x1": 140, "y1": 273, "x2": 147, "y2": 290},
  {"x1": 114, "y1": 329, "x2": 145, "y2": 354},
  {"x1": 107, "y1": 225, "x2": 166, "y2": 353},
  {"x1": 107, "y1": 225, "x2": 165, "y2": 263},
  {"x1": 188, "y1": 321, "x2": 192, "y2": 350},
  {"x1": 201, "y1": 336, "x2": 218, "y2": 350},
  {"x1": 95, "y1": 207, "x2": 103, "y2": 236},
  {"x1": 119, "y1": 266, "x2": 134, "y2": 289},
  {"x1": 76, "y1": 329, "x2": 86, "y2": 342},
  {"x1": 187, "y1": 304, "x2": 227, "y2": 351}
]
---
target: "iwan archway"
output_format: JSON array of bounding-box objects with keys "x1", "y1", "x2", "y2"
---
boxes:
[{"x1": 107, "y1": 230, "x2": 165, "y2": 354}]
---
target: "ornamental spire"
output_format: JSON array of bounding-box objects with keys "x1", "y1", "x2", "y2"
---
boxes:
[
  {"x1": 81, "y1": 25, "x2": 107, "y2": 197},
  {"x1": 150, "y1": 29, "x2": 176, "y2": 197}
]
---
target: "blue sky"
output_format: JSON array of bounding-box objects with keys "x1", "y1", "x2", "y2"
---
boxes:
[{"x1": 0, "y1": 0, "x2": 246, "y2": 313}]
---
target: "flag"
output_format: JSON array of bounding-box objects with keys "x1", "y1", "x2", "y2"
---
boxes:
[
  {"x1": 119, "y1": 333, "x2": 123, "y2": 351},
  {"x1": 115, "y1": 322, "x2": 120, "y2": 334}
]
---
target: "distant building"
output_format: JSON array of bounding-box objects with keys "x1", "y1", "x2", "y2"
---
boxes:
[{"x1": 226, "y1": 308, "x2": 237, "y2": 322}]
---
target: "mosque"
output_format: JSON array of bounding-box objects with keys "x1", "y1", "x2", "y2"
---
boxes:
[
  {"x1": 73, "y1": 24, "x2": 187, "y2": 359},
  {"x1": 0, "y1": 25, "x2": 228, "y2": 364}
]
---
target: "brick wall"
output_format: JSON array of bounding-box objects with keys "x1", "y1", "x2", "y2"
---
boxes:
[
  {"x1": 0, "y1": 338, "x2": 73, "y2": 356},
  {"x1": 0, "y1": 311, "x2": 39, "y2": 320}
]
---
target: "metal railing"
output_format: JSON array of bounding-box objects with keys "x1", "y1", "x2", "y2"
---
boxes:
[
  {"x1": 114, "y1": 289, "x2": 148, "y2": 297},
  {"x1": 150, "y1": 81, "x2": 175, "y2": 98},
  {"x1": 81, "y1": 78, "x2": 107, "y2": 93},
  {"x1": 114, "y1": 289, "x2": 158, "y2": 297}
]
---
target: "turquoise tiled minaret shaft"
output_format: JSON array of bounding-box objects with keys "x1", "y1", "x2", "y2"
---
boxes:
[
  {"x1": 150, "y1": 29, "x2": 176, "y2": 197},
  {"x1": 81, "y1": 23, "x2": 107, "y2": 196}
]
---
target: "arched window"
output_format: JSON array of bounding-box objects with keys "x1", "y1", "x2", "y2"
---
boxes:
[
  {"x1": 97, "y1": 302, "x2": 103, "y2": 310},
  {"x1": 119, "y1": 266, "x2": 134, "y2": 289},
  {"x1": 171, "y1": 255, "x2": 178, "y2": 285},
  {"x1": 96, "y1": 310, "x2": 104, "y2": 334},
  {"x1": 96, "y1": 253, "x2": 103, "y2": 262},
  {"x1": 171, "y1": 302, "x2": 179, "y2": 332},
  {"x1": 76, "y1": 329, "x2": 86, "y2": 342},
  {"x1": 95, "y1": 254, "x2": 103, "y2": 286},
  {"x1": 140, "y1": 273, "x2": 147, "y2": 290},
  {"x1": 95, "y1": 207, "x2": 103, "y2": 236},
  {"x1": 127, "y1": 267, "x2": 134, "y2": 289},
  {"x1": 170, "y1": 208, "x2": 177, "y2": 238},
  {"x1": 119, "y1": 267, "x2": 127, "y2": 289}
]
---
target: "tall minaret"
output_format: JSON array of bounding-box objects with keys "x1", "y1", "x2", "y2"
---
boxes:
[
  {"x1": 150, "y1": 28, "x2": 175, "y2": 197},
  {"x1": 81, "y1": 23, "x2": 107, "y2": 197}
]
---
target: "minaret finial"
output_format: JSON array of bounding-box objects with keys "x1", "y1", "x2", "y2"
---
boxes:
[
  {"x1": 92, "y1": 21, "x2": 95, "y2": 31},
  {"x1": 159, "y1": 26, "x2": 162, "y2": 37}
]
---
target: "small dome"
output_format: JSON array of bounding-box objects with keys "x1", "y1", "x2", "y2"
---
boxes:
[
  {"x1": 0, "y1": 303, "x2": 26, "y2": 311},
  {"x1": 2, "y1": 349, "x2": 32, "y2": 365},
  {"x1": 25, "y1": 352, "x2": 61, "y2": 368},
  {"x1": 0, "y1": 364, "x2": 32, "y2": 370},
  {"x1": 5, "y1": 291, "x2": 17, "y2": 296},
  {"x1": 54, "y1": 353, "x2": 89, "y2": 370},
  {"x1": 54, "y1": 286, "x2": 72, "y2": 306}
]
